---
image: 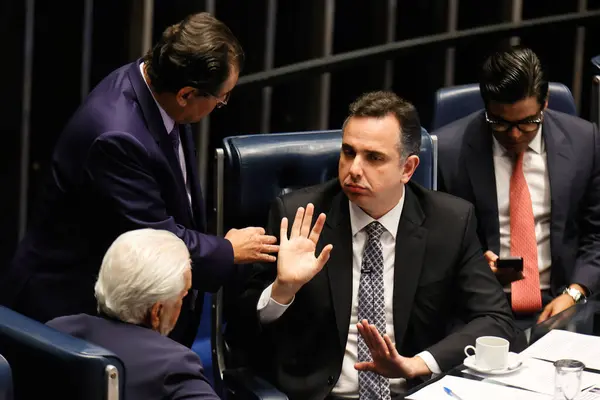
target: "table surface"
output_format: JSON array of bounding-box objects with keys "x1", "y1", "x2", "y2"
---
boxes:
[{"x1": 406, "y1": 293, "x2": 600, "y2": 397}]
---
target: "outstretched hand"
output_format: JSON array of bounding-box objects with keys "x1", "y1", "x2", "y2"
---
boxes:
[
  {"x1": 354, "y1": 320, "x2": 431, "y2": 379},
  {"x1": 271, "y1": 203, "x2": 333, "y2": 304}
]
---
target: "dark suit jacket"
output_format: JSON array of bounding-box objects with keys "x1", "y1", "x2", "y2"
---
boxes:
[
  {"x1": 436, "y1": 110, "x2": 600, "y2": 296},
  {"x1": 47, "y1": 314, "x2": 219, "y2": 400},
  {"x1": 0, "y1": 61, "x2": 234, "y2": 346},
  {"x1": 230, "y1": 179, "x2": 517, "y2": 400}
]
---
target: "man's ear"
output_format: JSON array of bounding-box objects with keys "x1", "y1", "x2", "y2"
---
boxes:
[
  {"x1": 150, "y1": 302, "x2": 163, "y2": 331},
  {"x1": 176, "y1": 86, "x2": 196, "y2": 107},
  {"x1": 402, "y1": 155, "x2": 420, "y2": 184}
]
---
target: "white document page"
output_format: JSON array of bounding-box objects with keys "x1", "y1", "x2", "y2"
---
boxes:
[
  {"x1": 462, "y1": 357, "x2": 600, "y2": 395},
  {"x1": 406, "y1": 375, "x2": 552, "y2": 400},
  {"x1": 580, "y1": 385, "x2": 600, "y2": 400},
  {"x1": 520, "y1": 330, "x2": 600, "y2": 370}
]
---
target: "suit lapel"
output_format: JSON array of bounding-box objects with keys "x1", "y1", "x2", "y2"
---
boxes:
[
  {"x1": 465, "y1": 114, "x2": 500, "y2": 252},
  {"x1": 127, "y1": 61, "x2": 194, "y2": 225},
  {"x1": 543, "y1": 114, "x2": 572, "y2": 270},
  {"x1": 392, "y1": 185, "x2": 428, "y2": 347},
  {"x1": 323, "y1": 192, "x2": 354, "y2": 351}
]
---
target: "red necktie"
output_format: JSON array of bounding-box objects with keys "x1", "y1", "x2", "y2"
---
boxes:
[{"x1": 510, "y1": 152, "x2": 542, "y2": 313}]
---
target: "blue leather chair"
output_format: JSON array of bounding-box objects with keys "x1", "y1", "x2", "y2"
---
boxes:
[
  {"x1": 0, "y1": 306, "x2": 125, "y2": 400},
  {"x1": 209, "y1": 128, "x2": 437, "y2": 399},
  {"x1": 592, "y1": 55, "x2": 600, "y2": 72},
  {"x1": 431, "y1": 82, "x2": 577, "y2": 130},
  {"x1": 0, "y1": 355, "x2": 12, "y2": 400},
  {"x1": 591, "y1": 56, "x2": 600, "y2": 126}
]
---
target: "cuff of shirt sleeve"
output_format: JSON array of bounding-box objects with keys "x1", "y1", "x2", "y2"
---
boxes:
[
  {"x1": 416, "y1": 350, "x2": 442, "y2": 376},
  {"x1": 257, "y1": 283, "x2": 294, "y2": 324}
]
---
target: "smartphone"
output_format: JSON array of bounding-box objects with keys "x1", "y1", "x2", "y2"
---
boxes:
[{"x1": 496, "y1": 256, "x2": 523, "y2": 272}]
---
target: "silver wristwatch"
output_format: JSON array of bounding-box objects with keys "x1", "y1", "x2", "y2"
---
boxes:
[{"x1": 563, "y1": 287, "x2": 586, "y2": 303}]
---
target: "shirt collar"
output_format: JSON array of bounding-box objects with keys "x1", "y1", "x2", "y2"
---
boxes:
[
  {"x1": 139, "y1": 62, "x2": 176, "y2": 135},
  {"x1": 349, "y1": 191, "x2": 405, "y2": 239},
  {"x1": 492, "y1": 125, "x2": 544, "y2": 156}
]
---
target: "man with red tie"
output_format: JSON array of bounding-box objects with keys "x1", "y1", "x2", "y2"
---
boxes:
[{"x1": 436, "y1": 46, "x2": 600, "y2": 327}]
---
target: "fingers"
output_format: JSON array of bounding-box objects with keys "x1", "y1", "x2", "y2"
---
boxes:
[
  {"x1": 261, "y1": 235, "x2": 278, "y2": 244},
  {"x1": 485, "y1": 250, "x2": 498, "y2": 270},
  {"x1": 254, "y1": 253, "x2": 277, "y2": 263},
  {"x1": 369, "y1": 324, "x2": 388, "y2": 354},
  {"x1": 357, "y1": 320, "x2": 375, "y2": 350},
  {"x1": 315, "y1": 244, "x2": 333, "y2": 271},
  {"x1": 309, "y1": 213, "x2": 327, "y2": 244},
  {"x1": 537, "y1": 304, "x2": 553, "y2": 323},
  {"x1": 383, "y1": 334, "x2": 399, "y2": 357},
  {"x1": 484, "y1": 250, "x2": 498, "y2": 263},
  {"x1": 291, "y1": 207, "x2": 305, "y2": 238},
  {"x1": 262, "y1": 244, "x2": 280, "y2": 254},
  {"x1": 354, "y1": 361, "x2": 376, "y2": 372},
  {"x1": 300, "y1": 203, "x2": 314, "y2": 237},
  {"x1": 280, "y1": 217, "x2": 289, "y2": 242}
]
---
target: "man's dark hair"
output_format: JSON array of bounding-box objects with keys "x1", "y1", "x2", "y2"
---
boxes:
[
  {"x1": 144, "y1": 12, "x2": 244, "y2": 96},
  {"x1": 344, "y1": 91, "x2": 422, "y2": 158},
  {"x1": 480, "y1": 46, "x2": 548, "y2": 106}
]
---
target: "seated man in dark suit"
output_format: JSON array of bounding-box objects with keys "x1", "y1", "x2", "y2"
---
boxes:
[
  {"x1": 435, "y1": 46, "x2": 600, "y2": 327},
  {"x1": 230, "y1": 91, "x2": 518, "y2": 400},
  {"x1": 47, "y1": 228, "x2": 219, "y2": 400}
]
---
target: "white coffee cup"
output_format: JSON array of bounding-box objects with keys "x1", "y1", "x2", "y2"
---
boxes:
[{"x1": 464, "y1": 336, "x2": 509, "y2": 370}]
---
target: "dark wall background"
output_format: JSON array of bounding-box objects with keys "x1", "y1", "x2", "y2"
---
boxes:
[{"x1": 1, "y1": 0, "x2": 599, "y2": 267}]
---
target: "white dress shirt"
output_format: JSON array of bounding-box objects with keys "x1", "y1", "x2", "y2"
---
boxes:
[
  {"x1": 492, "y1": 127, "x2": 551, "y2": 290},
  {"x1": 257, "y1": 191, "x2": 441, "y2": 398},
  {"x1": 139, "y1": 62, "x2": 192, "y2": 205}
]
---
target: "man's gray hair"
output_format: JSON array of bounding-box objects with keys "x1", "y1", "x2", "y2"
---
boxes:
[{"x1": 95, "y1": 228, "x2": 191, "y2": 324}]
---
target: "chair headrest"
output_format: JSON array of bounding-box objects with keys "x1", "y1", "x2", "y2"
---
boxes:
[
  {"x1": 221, "y1": 128, "x2": 434, "y2": 230},
  {"x1": 432, "y1": 82, "x2": 577, "y2": 130}
]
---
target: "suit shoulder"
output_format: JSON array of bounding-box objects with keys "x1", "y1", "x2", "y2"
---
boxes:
[
  {"x1": 433, "y1": 111, "x2": 484, "y2": 147},
  {"x1": 278, "y1": 179, "x2": 341, "y2": 208},
  {"x1": 411, "y1": 183, "x2": 474, "y2": 216},
  {"x1": 546, "y1": 109, "x2": 596, "y2": 133}
]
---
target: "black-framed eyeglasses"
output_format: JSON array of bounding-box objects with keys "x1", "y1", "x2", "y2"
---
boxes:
[{"x1": 485, "y1": 111, "x2": 543, "y2": 134}]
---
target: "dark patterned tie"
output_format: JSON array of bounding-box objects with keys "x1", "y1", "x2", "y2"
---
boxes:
[
  {"x1": 170, "y1": 124, "x2": 181, "y2": 162},
  {"x1": 357, "y1": 221, "x2": 391, "y2": 400}
]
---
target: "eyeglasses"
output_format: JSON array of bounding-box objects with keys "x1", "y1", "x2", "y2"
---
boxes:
[
  {"x1": 213, "y1": 91, "x2": 231, "y2": 108},
  {"x1": 485, "y1": 111, "x2": 543, "y2": 134},
  {"x1": 195, "y1": 90, "x2": 231, "y2": 108}
]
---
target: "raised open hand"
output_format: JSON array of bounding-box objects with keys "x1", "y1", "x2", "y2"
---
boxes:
[{"x1": 271, "y1": 203, "x2": 333, "y2": 304}]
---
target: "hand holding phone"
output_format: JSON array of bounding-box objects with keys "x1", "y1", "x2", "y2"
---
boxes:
[
  {"x1": 496, "y1": 256, "x2": 524, "y2": 272},
  {"x1": 492, "y1": 256, "x2": 524, "y2": 285}
]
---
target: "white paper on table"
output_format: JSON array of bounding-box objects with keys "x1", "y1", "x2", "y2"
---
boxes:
[
  {"x1": 406, "y1": 375, "x2": 552, "y2": 400},
  {"x1": 520, "y1": 330, "x2": 600, "y2": 371},
  {"x1": 461, "y1": 357, "x2": 600, "y2": 396},
  {"x1": 579, "y1": 385, "x2": 600, "y2": 400}
]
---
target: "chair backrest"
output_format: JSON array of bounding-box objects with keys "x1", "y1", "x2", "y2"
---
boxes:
[
  {"x1": 431, "y1": 82, "x2": 577, "y2": 130},
  {"x1": 592, "y1": 75, "x2": 600, "y2": 127},
  {"x1": 216, "y1": 128, "x2": 436, "y2": 233},
  {"x1": 0, "y1": 306, "x2": 124, "y2": 400},
  {"x1": 210, "y1": 128, "x2": 437, "y2": 393},
  {"x1": 592, "y1": 55, "x2": 600, "y2": 72},
  {"x1": 0, "y1": 355, "x2": 12, "y2": 400},
  {"x1": 591, "y1": 56, "x2": 600, "y2": 127}
]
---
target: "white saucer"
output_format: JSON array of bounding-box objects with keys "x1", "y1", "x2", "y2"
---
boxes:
[{"x1": 463, "y1": 352, "x2": 523, "y2": 375}]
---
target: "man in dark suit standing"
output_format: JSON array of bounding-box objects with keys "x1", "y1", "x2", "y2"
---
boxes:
[
  {"x1": 230, "y1": 91, "x2": 517, "y2": 400},
  {"x1": 48, "y1": 228, "x2": 220, "y2": 400},
  {"x1": 0, "y1": 12, "x2": 278, "y2": 347},
  {"x1": 435, "y1": 47, "x2": 600, "y2": 326}
]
